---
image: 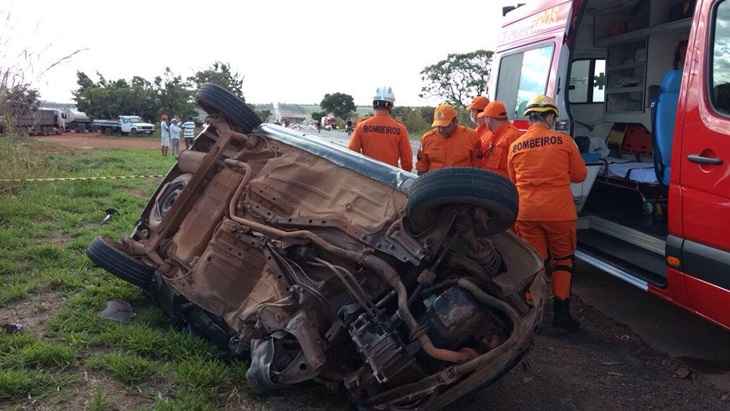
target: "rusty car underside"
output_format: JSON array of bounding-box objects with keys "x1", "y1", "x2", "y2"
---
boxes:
[{"x1": 87, "y1": 84, "x2": 546, "y2": 410}]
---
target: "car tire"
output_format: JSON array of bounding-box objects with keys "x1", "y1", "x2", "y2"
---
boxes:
[
  {"x1": 406, "y1": 168, "x2": 518, "y2": 235},
  {"x1": 86, "y1": 237, "x2": 155, "y2": 290},
  {"x1": 195, "y1": 83, "x2": 261, "y2": 134}
]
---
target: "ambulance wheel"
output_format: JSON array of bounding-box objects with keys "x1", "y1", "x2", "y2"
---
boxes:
[
  {"x1": 406, "y1": 168, "x2": 518, "y2": 235},
  {"x1": 196, "y1": 83, "x2": 262, "y2": 134}
]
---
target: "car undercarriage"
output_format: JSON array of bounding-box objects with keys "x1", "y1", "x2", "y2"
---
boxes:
[{"x1": 87, "y1": 84, "x2": 546, "y2": 410}]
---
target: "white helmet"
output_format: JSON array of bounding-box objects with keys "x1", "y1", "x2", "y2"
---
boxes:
[{"x1": 373, "y1": 86, "x2": 395, "y2": 104}]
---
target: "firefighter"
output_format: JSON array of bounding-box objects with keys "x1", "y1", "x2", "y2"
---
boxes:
[
  {"x1": 348, "y1": 86, "x2": 413, "y2": 171},
  {"x1": 415, "y1": 103, "x2": 480, "y2": 175},
  {"x1": 478, "y1": 100, "x2": 523, "y2": 178},
  {"x1": 507, "y1": 95, "x2": 587, "y2": 332},
  {"x1": 468, "y1": 95, "x2": 490, "y2": 135}
]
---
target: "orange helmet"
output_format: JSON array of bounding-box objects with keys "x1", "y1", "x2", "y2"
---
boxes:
[
  {"x1": 468, "y1": 96, "x2": 490, "y2": 111},
  {"x1": 478, "y1": 101, "x2": 508, "y2": 120}
]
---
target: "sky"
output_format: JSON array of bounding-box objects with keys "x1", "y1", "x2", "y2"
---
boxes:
[{"x1": 1, "y1": 0, "x2": 504, "y2": 107}]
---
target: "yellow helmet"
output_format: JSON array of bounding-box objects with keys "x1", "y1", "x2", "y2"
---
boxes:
[{"x1": 523, "y1": 95, "x2": 559, "y2": 117}]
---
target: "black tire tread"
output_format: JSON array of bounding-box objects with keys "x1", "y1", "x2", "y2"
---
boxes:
[
  {"x1": 195, "y1": 83, "x2": 261, "y2": 134},
  {"x1": 407, "y1": 168, "x2": 518, "y2": 235},
  {"x1": 86, "y1": 237, "x2": 155, "y2": 290}
]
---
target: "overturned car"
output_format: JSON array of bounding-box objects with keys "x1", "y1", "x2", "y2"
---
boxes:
[{"x1": 87, "y1": 84, "x2": 546, "y2": 410}]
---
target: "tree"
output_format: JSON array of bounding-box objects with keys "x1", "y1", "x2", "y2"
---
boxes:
[
  {"x1": 0, "y1": 83, "x2": 39, "y2": 132},
  {"x1": 392, "y1": 106, "x2": 434, "y2": 135},
  {"x1": 189, "y1": 61, "x2": 244, "y2": 98},
  {"x1": 73, "y1": 63, "x2": 247, "y2": 122},
  {"x1": 311, "y1": 111, "x2": 325, "y2": 122},
  {"x1": 254, "y1": 108, "x2": 271, "y2": 122},
  {"x1": 419, "y1": 50, "x2": 493, "y2": 108},
  {"x1": 74, "y1": 68, "x2": 195, "y2": 120},
  {"x1": 156, "y1": 67, "x2": 195, "y2": 119},
  {"x1": 320, "y1": 92, "x2": 356, "y2": 120}
]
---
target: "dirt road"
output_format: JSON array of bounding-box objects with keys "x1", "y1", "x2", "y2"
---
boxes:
[
  {"x1": 459, "y1": 294, "x2": 729, "y2": 410},
  {"x1": 37, "y1": 132, "x2": 160, "y2": 150}
]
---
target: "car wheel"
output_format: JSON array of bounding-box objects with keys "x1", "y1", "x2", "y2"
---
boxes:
[
  {"x1": 406, "y1": 168, "x2": 518, "y2": 235},
  {"x1": 131, "y1": 128, "x2": 137, "y2": 135},
  {"x1": 86, "y1": 237, "x2": 155, "y2": 290},
  {"x1": 196, "y1": 83, "x2": 261, "y2": 134},
  {"x1": 148, "y1": 174, "x2": 192, "y2": 230}
]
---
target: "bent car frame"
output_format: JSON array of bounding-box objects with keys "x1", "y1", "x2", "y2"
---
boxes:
[{"x1": 87, "y1": 84, "x2": 546, "y2": 410}]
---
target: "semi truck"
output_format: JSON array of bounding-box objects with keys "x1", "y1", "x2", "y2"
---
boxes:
[{"x1": 0, "y1": 108, "x2": 64, "y2": 135}]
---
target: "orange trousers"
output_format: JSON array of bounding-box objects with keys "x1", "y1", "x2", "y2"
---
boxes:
[{"x1": 515, "y1": 220, "x2": 576, "y2": 300}]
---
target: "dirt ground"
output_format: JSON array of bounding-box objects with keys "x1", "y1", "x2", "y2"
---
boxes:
[
  {"x1": 0, "y1": 291, "x2": 64, "y2": 339},
  {"x1": 457, "y1": 296, "x2": 729, "y2": 411},
  {"x1": 37, "y1": 132, "x2": 160, "y2": 150}
]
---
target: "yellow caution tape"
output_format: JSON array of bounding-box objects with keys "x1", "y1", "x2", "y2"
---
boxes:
[{"x1": 0, "y1": 175, "x2": 164, "y2": 183}]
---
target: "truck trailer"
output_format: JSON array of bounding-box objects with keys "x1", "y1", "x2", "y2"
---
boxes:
[{"x1": 0, "y1": 108, "x2": 64, "y2": 135}]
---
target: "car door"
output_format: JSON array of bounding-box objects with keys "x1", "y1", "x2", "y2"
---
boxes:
[{"x1": 676, "y1": 0, "x2": 730, "y2": 324}]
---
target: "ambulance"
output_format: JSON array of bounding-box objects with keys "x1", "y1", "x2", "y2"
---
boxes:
[{"x1": 492, "y1": 0, "x2": 730, "y2": 330}]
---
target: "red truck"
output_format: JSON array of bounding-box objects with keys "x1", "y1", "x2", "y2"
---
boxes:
[{"x1": 492, "y1": 0, "x2": 730, "y2": 330}]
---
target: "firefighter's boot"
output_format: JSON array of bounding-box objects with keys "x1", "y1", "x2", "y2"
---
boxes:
[{"x1": 552, "y1": 298, "x2": 580, "y2": 332}]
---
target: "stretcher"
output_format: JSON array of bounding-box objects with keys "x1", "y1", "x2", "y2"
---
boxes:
[
  {"x1": 596, "y1": 157, "x2": 666, "y2": 216},
  {"x1": 602, "y1": 160, "x2": 658, "y2": 185}
]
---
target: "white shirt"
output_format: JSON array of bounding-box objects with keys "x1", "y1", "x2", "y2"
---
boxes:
[
  {"x1": 169, "y1": 123, "x2": 182, "y2": 140},
  {"x1": 160, "y1": 121, "x2": 170, "y2": 138}
]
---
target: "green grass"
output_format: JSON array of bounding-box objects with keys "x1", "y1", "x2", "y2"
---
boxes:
[
  {"x1": 0, "y1": 369, "x2": 52, "y2": 400},
  {"x1": 14, "y1": 341, "x2": 76, "y2": 368},
  {"x1": 0, "y1": 333, "x2": 37, "y2": 355},
  {"x1": 0, "y1": 138, "x2": 221, "y2": 407},
  {"x1": 87, "y1": 388, "x2": 112, "y2": 411},
  {"x1": 151, "y1": 391, "x2": 217, "y2": 411},
  {"x1": 173, "y1": 357, "x2": 228, "y2": 390},
  {"x1": 0, "y1": 137, "x2": 344, "y2": 410},
  {"x1": 86, "y1": 353, "x2": 157, "y2": 386},
  {"x1": 0, "y1": 138, "x2": 174, "y2": 305}
]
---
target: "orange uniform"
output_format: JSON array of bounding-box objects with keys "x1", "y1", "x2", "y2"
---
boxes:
[
  {"x1": 508, "y1": 123, "x2": 587, "y2": 300},
  {"x1": 348, "y1": 111, "x2": 413, "y2": 171},
  {"x1": 507, "y1": 123, "x2": 587, "y2": 222},
  {"x1": 480, "y1": 123, "x2": 522, "y2": 178},
  {"x1": 475, "y1": 124, "x2": 492, "y2": 144},
  {"x1": 416, "y1": 125, "x2": 480, "y2": 173}
]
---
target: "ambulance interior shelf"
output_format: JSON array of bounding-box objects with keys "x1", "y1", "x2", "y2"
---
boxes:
[{"x1": 589, "y1": 0, "x2": 694, "y2": 115}]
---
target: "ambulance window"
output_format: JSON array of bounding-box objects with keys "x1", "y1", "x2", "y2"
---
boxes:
[
  {"x1": 593, "y1": 60, "x2": 606, "y2": 102},
  {"x1": 711, "y1": 0, "x2": 730, "y2": 115},
  {"x1": 569, "y1": 59, "x2": 606, "y2": 104},
  {"x1": 515, "y1": 46, "x2": 554, "y2": 117},
  {"x1": 496, "y1": 53, "x2": 523, "y2": 118},
  {"x1": 495, "y1": 44, "x2": 554, "y2": 119}
]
